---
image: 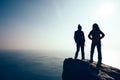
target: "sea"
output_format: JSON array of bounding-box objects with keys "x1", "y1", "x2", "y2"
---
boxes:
[
  {"x1": 0, "y1": 50, "x2": 120, "y2": 80},
  {"x1": 0, "y1": 50, "x2": 67, "y2": 80}
]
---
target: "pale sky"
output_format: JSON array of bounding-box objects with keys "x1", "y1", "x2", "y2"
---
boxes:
[{"x1": 0, "y1": 0, "x2": 120, "y2": 52}]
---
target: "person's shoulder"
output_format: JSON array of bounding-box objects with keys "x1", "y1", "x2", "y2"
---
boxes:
[
  {"x1": 99, "y1": 30, "x2": 105, "y2": 34},
  {"x1": 88, "y1": 30, "x2": 93, "y2": 35},
  {"x1": 81, "y1": 31, "x2": 84, "y2": 33},
  {"x1": 75, "y1": 30, "x2": 78, "y2": 33},
  {"x1": 99, "y1": 30, "x2": 103, "y2": 32},
  {"x1": 89, "y1": 30, "x2": 93, "y2": 33}
]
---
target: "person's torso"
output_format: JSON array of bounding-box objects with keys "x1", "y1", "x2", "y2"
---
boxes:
[
  {"x1": 75, "y1": 30, "x2": 84, "y2": 43},
  {"x1": 91, "y1": 31, "x2": 101, "y2": 42}
]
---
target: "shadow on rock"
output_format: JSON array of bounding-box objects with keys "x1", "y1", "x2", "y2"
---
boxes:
[{"x1": 62, "y1": 58, "x2": 120, "y2": 80}]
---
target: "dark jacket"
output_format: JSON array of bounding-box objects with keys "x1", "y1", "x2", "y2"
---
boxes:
[
  {"x1": 74, "y1": 30, "x2": 85, "y2": 44},
  {"x1": 88, "y1": 30, "x2": 105, "y2": 43}
]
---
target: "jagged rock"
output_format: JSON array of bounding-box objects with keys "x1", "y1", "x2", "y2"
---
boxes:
[{"x1": 62, "y1": 58, "x2": 120, "y2": 80}]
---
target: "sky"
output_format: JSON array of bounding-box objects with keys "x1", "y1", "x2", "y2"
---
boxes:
[{"x1": 0, "y1": 0, "x2": 120, "y2": 53}]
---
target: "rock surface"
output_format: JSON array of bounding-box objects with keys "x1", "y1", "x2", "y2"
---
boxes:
[{"x1": 62, "y1": 58, "x2": 120, "y2": 80}]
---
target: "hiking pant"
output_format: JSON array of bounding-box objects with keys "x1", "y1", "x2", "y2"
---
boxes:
[
  {"x1": 75, "y1": 43, "x2": 85, "y2": 59},
  {"x1": 90, "y1": 42, "x2": 102, "y2": 63}
]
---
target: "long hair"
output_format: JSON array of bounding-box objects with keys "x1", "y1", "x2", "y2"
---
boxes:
[{"x1": 92, "y1": 23, "x2": 100, "y2": 31}]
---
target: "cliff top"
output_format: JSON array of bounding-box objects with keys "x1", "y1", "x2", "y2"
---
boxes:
[{"x1": 62, "y1": 58, "x2": 120, "y2": 80}]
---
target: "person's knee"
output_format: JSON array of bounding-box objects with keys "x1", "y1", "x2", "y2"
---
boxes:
[
  {"x1": 98, "y1": 54, "x2": 102, "y2": 58},
  {"x1": 76, "y1": 49, "x2": 79, "y2": 52},
  {"x1": 91, "y1": 50, "x2": 94, "y2": 53}
]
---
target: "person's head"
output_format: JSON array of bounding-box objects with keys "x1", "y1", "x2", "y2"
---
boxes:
[
  {"x1": 78, "y1": 24, "x2": 82, "y2": 30},
  {"x1": 92, "y1": 23, "x2": 100, "y2": 31}
]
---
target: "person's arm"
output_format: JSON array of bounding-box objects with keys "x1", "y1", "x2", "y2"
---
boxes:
[
  {"x1": 88, "y1": 31, "x2": 92, "y2": 40},
  {"x1": 82, "y1": 32, "x2": 85, "y2": 42},
  {"x1": 100, "y1": 31, "x2": 105, "y2": 39},
  {"x1": 74, "y1": 31, "x2": 77, "y2": 43}
]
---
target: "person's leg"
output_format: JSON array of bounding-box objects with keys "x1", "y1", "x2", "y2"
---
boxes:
[
  {"x1": 97, "y1": 42, "x2": 102, "y2": 64},
  {"x1": 74, "y1": 44, "x2": 80, "y2": 59},
  {"x1": 90, "y1": 42, "x2": 95, "y2": 62},
  {"x1": 81, "y1": 43, "x2": 85, "y2": 60}
]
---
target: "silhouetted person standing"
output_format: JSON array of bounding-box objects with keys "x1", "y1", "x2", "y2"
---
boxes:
[
  {"x1": 88, "y1": 23, "x2": 105, "y2": 64},
  {"x1": 74, "y1": 24, "x2": 85, "y2": 59}
]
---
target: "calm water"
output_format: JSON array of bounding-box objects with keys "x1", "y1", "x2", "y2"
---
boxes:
[
  {"x1": 0, "y1": 50, "x2": 120, "y2": 80},
  {"x1": 0, "y1": 50, "x2": 64, "y2": 80}
]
